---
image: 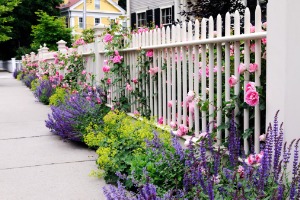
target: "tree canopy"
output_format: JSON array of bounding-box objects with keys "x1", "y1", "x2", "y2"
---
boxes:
[
  {"x1": 180, "y1": 0, "x2": 245, "y2": 21},
  {"x1": 0, "y1": 0, "x2": 21, "y2": 42},
  {"x1": 0, "y1": 0, "x2": 63, "y2": 60},
  {"x1": 31, "y1": 11, "x2": 71, "y2": 51}
]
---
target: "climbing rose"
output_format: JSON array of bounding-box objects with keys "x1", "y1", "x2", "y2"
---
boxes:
[
  {"x1": 125, "y1": 83, "x2": 133, "y2": 91},
  {"x1": 112, "y1": 55, "x2": 123, "y2": 63},
  {"x1": 245, "y1": 82, "x2": 256, "y2": 93},
  {"x1": 249, "y1": 63, "x2": 258, "y2": 73},
  {"x1": 149, "y1": 67, "x2": 159, "y2": 75},
  {"x1": 106, "y1": 78, "x2": 111, "y2": 84},
  {"x1": 245, "y1": 90, "x2": 259, "y2": 106},
  {"x1": 176, "y1": 124, "x2": 188, "y2": 136},
  {"x1": 131, "y1": 78, "x2": 138, "y2": 84},
  {"x1": 103, "y1": 34, "x2": 113, "y2": 43},
  {"x1": 170, "y1": 121, "x2": 177, "y2": 129},
  {"x1": 238, "y1": 63, "x2": 247, "y2": 74},
  {"x1": 81, "y1": 70, "x2": 86, "y2": 75},
  {"x1": 168, "y1": 101, "x2": 172, "y2": 108},
  {"x1": 186, "y1": 91, "x2": 195, "y2": 102},
  {"x1": 229, "y1": 75, "x2": 238, "y2": 87},
  {"x1": 102, "y1": 65, "x2": 110, "y2": 73},
  {"x1": 146, "y1": 50, "x2": 154, "y2": 57},
  {"x1": 259, "y1": 134, "x2": 266, "y2": 141},
  {"x1": 133, "y1": 110, "x2": 140, "y2": 116},
  {"x1": 157, "y1": 117, "x2": 163, "y2": 125}
]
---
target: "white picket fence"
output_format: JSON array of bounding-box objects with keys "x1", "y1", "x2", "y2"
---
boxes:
[{"x1": 26, "y1": 6, "x2": 266, "y2": 154}]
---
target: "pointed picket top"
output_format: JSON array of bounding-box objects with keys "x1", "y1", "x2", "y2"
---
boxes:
[
  {"x1": 225, "y1": 12, "x2": 231, "y2": 36},
  {"x1": 234, "y1": 10, "x2": 240, "y2": 36},
  {"x1": 255, "y1": 4, "x2": 262, "y2": 32},
  {"x1": 153, "y1": 29, "x2": 157, "y2": 45},
  {"x1": 157, "y1": 28, "x2": 162, "y2": 45},
  {"x1": 195, "y1": 19, "x2": 200, "y2": 40},
  {"x1": 209, "y1": 16, "x2": 214, "y2": 39},
  {"x1": 245, "y1": 8, "x2": 251, "y2": 34},
  {"x1": 201, "y1": 18, "x2": 207, "y2": 40},
  {"x1": 188, "y1": 21, "x2": 193, "y2": 41},
  {"x1": 217, "y1": 14, "x2": 222, "y2": 37},
  {"x1": 166, "y1": 26, "x2": 171, "y2": 44},
  {"x1": 171, "y1": 25, "x2": 176, "y2": 43},
  {"x1": 176, "y1": 24, "x2": 181, "y2": 43},
  {"x1": 162, "y1": 27, "x2": 166, "y2": 44},
  {"x1": 182, "y1": 22, "x2": 187, "y2": 42}
]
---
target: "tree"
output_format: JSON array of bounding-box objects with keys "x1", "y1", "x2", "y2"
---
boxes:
[
  {"x1": 0, "y1": 0, "x2": 63, "y2": 60},
  {"x1": 180, "y1": 0, "x2": 245, "y2": 21},
  {"x1": 31, "y1": 11, "x2": 71, "y2": 51},
  {"x1": 0, "y1": 0, "x2": 21, "y2": 42}
]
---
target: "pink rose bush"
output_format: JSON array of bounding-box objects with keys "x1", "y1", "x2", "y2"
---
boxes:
[
  {"x1": 175, "y1": 124, "x2": 188, "y2": 136},
  {"x1": 148, "y1": 67, "x2": 159, "y2": 75},
  {"x1": 102, "y1": 65, "x2": 110, "y2": 73},
  {"x1": 249, "y1": 63, "x2": 258, "y2": 73},
  {"x1": 146, "y1": 50, "x2": 154, "y2": 58}
]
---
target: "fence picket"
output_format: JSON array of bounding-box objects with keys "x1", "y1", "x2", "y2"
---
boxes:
[
  {"x1": 201, "y1": 18, "x2": 207, "y2": 132},
  {"x1": 194, "y1": 19, "x2": 200, "y2": 137},
  {"x1": 208, "y1": 16, "x2": 215, "y2": 131},
  {"x1": 171, "y1": 25, "x2": 177, "y2": 126},
  {"x1": 255, "y1": 5, "x2": 262, "y2": 154},
  {"x1": 234, "y1": 10, "x2": 241, "y2": 124},
  {"x1": 225, "y1": 12, "x2": 231, "y2": 139},
  {"x1": 216, "y1": 14, "x2": 222, "y2": 145},
  {"x1": 188, "y1": 21, "x2": 194, "y2": 129},
  {"x1": 166, "y1": 26, "x2": 171, "y2": 125},
  {"x1": 176, "y1": 24, "x2": 182, "y2": 126}
]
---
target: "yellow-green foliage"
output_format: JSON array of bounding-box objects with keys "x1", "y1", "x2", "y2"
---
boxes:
[
  {"x1": 16, "y1": 73, "x2": 22, "y2": 80},
  {"x1": 31, "y1": 79, "x2": 39, "y2": 91},
  {"x1": 49, "y1": 87, "x2": 67, "y2": 106},
  {"x1": 84, "y1": 111, "x2": 171, "y2": 176}
]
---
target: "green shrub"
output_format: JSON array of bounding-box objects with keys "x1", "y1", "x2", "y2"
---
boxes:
[
  {"x1": 49, "y1": 87, "x2": 67, "y2": 106},
  {"x1": 31, "y1": 79, "x2": 39, "y2": 91},
  {"x1": 84, "y1": 111, "x2": 171, "y2": 188},
  {"x1": 16, "y1": 73, "x2": 23, "y2": 80}
]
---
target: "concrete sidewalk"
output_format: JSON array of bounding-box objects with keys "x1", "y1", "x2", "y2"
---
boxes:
[{"x1": 0, "y1": 72, "x2": 107, "y2": 200}]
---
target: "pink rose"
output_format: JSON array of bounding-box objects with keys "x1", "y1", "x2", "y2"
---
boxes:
[
  {"x1": 245, "y1": 90, "x2": 259, "y2": 106},
  {"x1": 229, "y1": 75, "x2": 238, "y2": 87},
  {"x1": 157, "y1": 117, "x2": 163, "y2": 125},
  {"x1": 168, "y1": 101, "x2": 172, "y2": 108},
  {"x1": 112, "y1": 55, "x2": 123, "y2": 63},
  {"x1": 106, "y1": 78, "x2": 111, "y2": 84},
  {"x1": 259, "y1": 134, "x2": 266, "y2": 141},
  {"x1": 255, "y1": 152, "x2": 264, "y2": 163},
  {"x1": 262, "y1": 22, "x2": 267, "y2": 29},
  {"x1": 238, "y1": 165, "x2": 245, "y2": 178},
  {"x1": 104, "y1": 60, "x2": 108, "y2": 65},
  {"x1": 102, "y1": 65, "x2": 110, "y2": 73},
  {"x1": 186, "y1": 91, "x2": 195, "y2": 102},
  {"x1": 189, "y1": 101, "x2": 195, "y2": 115},
  {"x1": 249, "y1": 63, "x2": 258, "y2": 73},
  {"x1": 133, "y1": 110, "x2": 140, "y2": 116},
  {"x1": 125, "y1": 83, "x2": 133, "y2": 91},
  {"x1": 245, "y1": 82, "x2": 256, "y2": 93},
  {"x1": 148, "y1": 67, "x2": 159, "y2": 75},
  {"x1": 131, "y1": 78, "x2": 138, "y2": 84},
  {"x1": 146, "y1": 50, "x2": 154, "y2": 58},
  {"x1": 81, "y1": 70, "x2": 86, "y2": 75},
  {"x1": 250, "y1": 44, "x2": 255, "y2": 53},
  {"x1": 238, "y1": 63, "x2": 247, "y2": 74},
  {"x1": 250, "y1": 24, "x2": 255, "y2": 33},
  {"x1": 245, "y1": 154, "x2": 256, "y2": 166},
  {"x1": 170, "y1": 121, "x2": 177, "y2": 129},
  {"x1": 103, "y1": 34, "x2": 113, "y2": 43},
  {"x1": 176, "y1": 124, "x2": 188, "y2": 136},
  {"x1": 262, "y1": 38, "x2": 267, "y2": 45},
  {"x1": 86, "y1": 96, "x2": 91, "y2": 101}
]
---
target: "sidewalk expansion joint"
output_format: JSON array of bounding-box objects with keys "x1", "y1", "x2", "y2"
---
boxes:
[
  {"x1": 0, "y1": 135, "x2": 54, "y2": 141},
  {"x1": 0, "y1": 159, "x2": 96, "y2": 171}
]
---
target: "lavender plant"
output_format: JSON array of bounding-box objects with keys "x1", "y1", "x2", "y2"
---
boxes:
[
  {"x1": 34, "y1": 79, "x2": 54, "y2": 105},
  {"x1": 103, "y1": 112, "x2": 300, "y2": 199},
  {"x1": 23, "y1": 73, "x2": 37, "y2": 88},
  {"x1": 45, "y1": 87, "x2": 108, "y2": 141},
  {"x1": 13, "y1": 68, "x2": 19, "y2": 79}
]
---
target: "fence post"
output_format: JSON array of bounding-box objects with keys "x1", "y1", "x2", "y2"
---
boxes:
[
  {"x1": 57, "y1": 40, "x2": 67, "y2": 54},
  {"x1": 266, "y1": 0, "x2": 300, "y2": 143},
  {"x1": 11, "y1": 58, "x2": 16, "y2": 73},
  {"x1": 94, "y1": 24, "x2": 107, "y2": 84}
]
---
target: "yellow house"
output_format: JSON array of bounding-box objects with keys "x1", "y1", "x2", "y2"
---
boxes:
[{"x1": 60, "y1": 0, "x2": 125, "y2": 34}]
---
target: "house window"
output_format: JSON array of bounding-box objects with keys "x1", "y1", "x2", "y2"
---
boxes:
[
  {"x1": 161, "y1": 8, "x2": 172, "y2": 24},
  {"x1": 95, "y1": 0, "x2": 100, "y2": 9},
  {"x1": 161, "y1": 7, "x2": 172, "y2": 25},
  {"x1": 95, "y1": 18, "x2": 100, "y2": 26},
  {"x1": 137, "y1": 12, "x2": 146, "y2": 27},
  {"x1": 79, "y1": 17, "x2": 83, "y2": 29},
  {"x1": 65, "y1": 17, "x2": 69, "y2": 27}
]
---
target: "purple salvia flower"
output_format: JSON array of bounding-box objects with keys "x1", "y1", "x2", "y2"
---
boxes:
[
  {"x1": 171, "y1": 132, "x2": 184, "y2": 160},
  {"x1": 289, "y1": 139, "x2": 300, "y2": 200},
  {"x1": 274, "y1": 123, "x2": 284, "y2": 182}
]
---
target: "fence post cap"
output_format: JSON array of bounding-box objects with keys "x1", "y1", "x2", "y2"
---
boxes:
[{"x1": 93, "y1": 23, "x2": 107, "y2": 38}]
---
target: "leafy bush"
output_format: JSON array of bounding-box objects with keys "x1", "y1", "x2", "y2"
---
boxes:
[
  {"x1": 103, "y1": 112, "x2": 300, "y2": 199},
  {"x1": 16, "y1": 72, "x2": 24, "y2": 80},
  {"x1": 31, "y1": 79, "x2": 39, "y2": 91},
  {"x1": 84, "y1": 111, "x2": 171, "y2": 188},
  {"x1": 34, "y1": 79, "x2": 54, "y2": 105},
  {"x1": 49, "y1": 87, "x2": 67, "y2": 106},
  {"x1": 46, "y1": 87, "x2": 109, "y2": 141},
  {"x1": 22, "y1": 73, "x2": 37, "y2": 88}
]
